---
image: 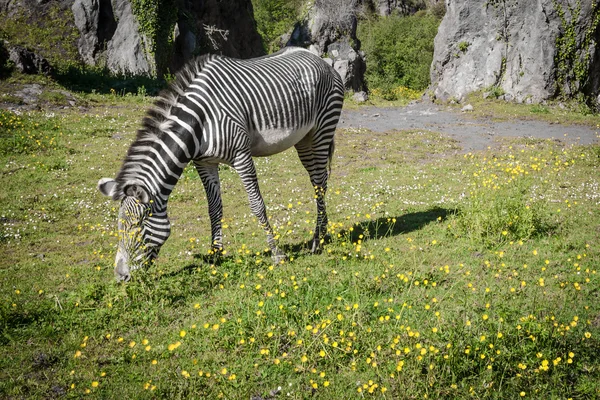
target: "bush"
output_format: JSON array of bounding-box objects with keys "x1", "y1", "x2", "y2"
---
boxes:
[
  {"x1": 252, "y1": 0, "x2": 304, "y2": 53},
  {"x1": 447, "y1": 156, "x2": 552, "y2": 248},
  {"x1": 358, "y1": 13, "x2": 441, "y2": 98}
]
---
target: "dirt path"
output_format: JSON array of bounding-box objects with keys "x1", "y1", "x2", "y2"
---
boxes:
[{"x1": 339, "y1": 102, "x2": 599, "y2": 152}]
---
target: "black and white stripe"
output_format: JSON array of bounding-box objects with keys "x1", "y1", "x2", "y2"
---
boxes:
[{"x1": 99, "y1": 47, "x2": 344, "y2": 279}]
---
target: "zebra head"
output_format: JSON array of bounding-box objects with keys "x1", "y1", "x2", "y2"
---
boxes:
[{"x1": 98, "y1": 178, "x2": 171, "y2": 281}]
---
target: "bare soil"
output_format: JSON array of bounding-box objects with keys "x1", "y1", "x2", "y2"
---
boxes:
[{"x1": 340, "y1": 101, "x2": 599, "y2": 152}]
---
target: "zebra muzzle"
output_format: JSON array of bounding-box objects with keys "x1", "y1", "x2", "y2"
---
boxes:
[{"x1": 115, "y1": 257, "x2": 131, "y2": 282}]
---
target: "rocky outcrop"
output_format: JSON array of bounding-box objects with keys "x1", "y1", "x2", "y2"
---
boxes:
[
  {"x1": 72, "y1": 0, "x2": 151, "y2": 75},
  {"x1": 70, "y1": 0, "x2": 263, "y2": 77},
  {"x1": 430, "y1": 0, "x2": 600, "y2": 107},
  {"x1": 375, "y1": 0, "x2": 425, "y2": 16},
  {"x1": 286, "y1": 1, "x2": 366, "y2": 92},
  {"x1": 7, "y1": 44, "x2": 53, "y2": 75}
]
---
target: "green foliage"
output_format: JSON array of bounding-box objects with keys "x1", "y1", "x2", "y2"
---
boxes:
[
  {"x1": 486, "y1": 85, "x2": 506, "y2": 99},
  {"x1": 530, "y1": 104, "x2": 550, "y2": 114},
  {"x1": 451, "y1": 176, "x2": 549, "y2": 248},
  {"x1": 130, "y1": 0, "x2": 178, "y2": 76},
  {"x1": 458, "y1": 41, "x2": 470, "y2": 52},
  {"x1": 0, "y1": 5, "x2": 80, "y2": 73},
  {"x1": 252, "y1": 0, "x2": 303, "y2": 53},
  {"x1": 553, "y1": 0, "x2": 600, "y2": 106},
  {"x1": 358, "y1": 13, "x2": 441, "y2": 98}
]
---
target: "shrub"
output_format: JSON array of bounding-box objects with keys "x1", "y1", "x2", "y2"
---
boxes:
[
  {"x1": 252, "y1": 0, "x2": 304, "y2": 53},
  {"x1": 358, "y1": 13, "x2": 441, "y2": 98},
  {"x1": 447, "y1": 156, "x2": 552, "y2": 248}
]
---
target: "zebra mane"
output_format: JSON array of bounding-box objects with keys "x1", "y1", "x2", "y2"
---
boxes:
[{"x1": 113, "y1": 54, "x2": 218, "y2": 195}]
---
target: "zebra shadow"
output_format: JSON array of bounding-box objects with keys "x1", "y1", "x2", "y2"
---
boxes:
[
  {"x1": 281, "y1": 206, "x2": 455, "y2": 256},
  {"x1": 168, "y1": 207, "x2": 454, "y2": 277}
]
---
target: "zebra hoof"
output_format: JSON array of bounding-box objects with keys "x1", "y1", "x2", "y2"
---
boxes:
[
  {"x1": 310, "y1": 240, "x2": 322, "y2": 254},
  {"x1": 209, "y1": 246, "x2": 225, "y2": 257},
  {"x1": 271, "y1": 251, "x2": 287, "y2": 264}
]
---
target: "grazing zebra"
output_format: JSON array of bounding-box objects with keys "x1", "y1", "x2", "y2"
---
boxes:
[{"x1": 98, "y1": 47, "x2": 344, "y2": 281}]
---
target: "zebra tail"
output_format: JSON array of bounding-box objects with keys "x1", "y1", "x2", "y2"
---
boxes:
[{"x1": 327, "y1": 139, "x2": 335, "y2": 177}]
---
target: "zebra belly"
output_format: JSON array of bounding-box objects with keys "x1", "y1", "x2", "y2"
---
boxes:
[{"x1": 250, "y1": 124, "x2": 314, "y2": 157}]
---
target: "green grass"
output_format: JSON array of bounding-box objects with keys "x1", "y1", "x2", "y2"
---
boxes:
[
  {"x1": 454, "y1": 92, "x2": 600, "y2": 128},
  {"x1": 1, "y1": 94, "x2": 600, "y2": 399}
]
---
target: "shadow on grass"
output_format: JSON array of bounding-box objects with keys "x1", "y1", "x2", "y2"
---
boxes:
[
  {"x1": 165, "y1": 207, "x2": 455, "y2": 278},
  {"x1": 52, "y1": 66, "x2": 167, "y2": 95},
  {"x1": 282, "y1": 206, "x2": 455, "y2": 255}
]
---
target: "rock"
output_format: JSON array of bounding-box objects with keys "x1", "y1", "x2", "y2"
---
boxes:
[
  {"x1": 502, "y1": 93, "x2": 514, "y2": 102},
  {"x1": 71, "y1": 0, "x2": 264, "y2": 77},
  {"x1": 352, "y1": 91, "x2": 369, "y2": 103},
  {"x1": 179, "y1": 0, "x2": 264, "y2": 62},
  {"x1": 15, "y1": 84, "x2": 43, "y2": 105},
  {"x1": 328, "y1": 39, "x2": 366, "y2": 92},
  {"x1": 286, "y1": 1, "x2": 366, "y2": 92},
  {"x1": 430, "y1": 0, "x2": 600, "y2": 105},
  {"x1": 106, "y1": 0, "x2": 153, "y2": 76},
  {"x1": 461, "y1": 104, "x2": 473, "y2": 112},
  {"x1": 376, "y1": 0, "x2": 425, "y2": 16},
  {"x1": 8, "y1": 45, "x2": 52, "y2": 75},
  {"x1": 72, "y1": 0, "x2": 117, "y2": 67}
]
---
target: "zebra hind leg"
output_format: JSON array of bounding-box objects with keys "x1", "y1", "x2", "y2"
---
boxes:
[
  {"x1": 233, "y1": 152, "x2": 287, "y2": 263},
  {"x1": 295, "y1": 139, "x2": 333, "y2": 254},
  {"x1": 195, "y1": 163, "x2": 225, "y2": 256}
]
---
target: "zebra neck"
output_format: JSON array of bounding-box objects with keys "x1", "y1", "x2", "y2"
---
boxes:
[{"x1": 117, "y1": 126, "x2": 195, "y2": 202}]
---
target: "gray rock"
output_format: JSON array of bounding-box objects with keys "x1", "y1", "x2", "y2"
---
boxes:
[
  {"x1": 72, "y1": 0, "x2": 117, "y2": 67},
  {"x1": 376, "y1": 0, "x2": 425, "y2": 16},
  {"x1": 430, "y1": 0, "x2": 599, "y2": 105},
  {"x1": 328, "y1": 40, "x2": 366, "y2": 92},
  {"x1": 71, "y1": 0, "x2": 264, "y2": 77},
  {"x1": 352, "y1": 91, "x2": 369, "y2": 103},
  {"x1": 71, "y1": 0, "x2": 99, "y2": 65},
  {"x1": 15, "y1": 84, "x2": 43, "y2": 104},
  {"x1": 72, "y1": 0, "x2": 151, "y2": 75},
  {"x1": 8, "y1": 46, "x2": 52, "y2": 75},
  {"x1": 286, "y1": 2, "x2": 366, "y2": 92},
  {"x1": 461, "y1": 104, "x2": 473, "y2": 112},
  {"x1": 105, "y1": 0, "x2": 152, "y2": 76}
]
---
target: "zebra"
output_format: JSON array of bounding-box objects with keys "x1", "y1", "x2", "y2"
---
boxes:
[{"x1": 98, "y1": 47, "x2": 345, "y2": 281}]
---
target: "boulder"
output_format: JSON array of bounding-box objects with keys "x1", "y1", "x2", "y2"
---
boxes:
[
  {"x1": 352, "y1": 91, "x2": 369, "y2": 103},
  {"x1": 105, "y1": 0, "x2": 153, "y2": 76},
  {"x1": 286, "y1": 1, "x2": 366, "y2": 92},
  {"x1": 8, "y1": 45, "x2": 52, "y2": 75},
  {"x1": 70, "y1": 0, "x2": 264, "y2": 77},
  {"x1": 71, "y1": 0, "x2": 117, "y2": 67},
  {"x1": 375, "y1": 0, "x2": 425, "y2": 16},
  {"x1": 328, "y1": 39, "x2": 366, "y2": 92},
  {"x1": 170, "y1": 0, "x2": 264, "y2": 71},
  {"x1": 430, "y1": 0, "x2": 600, "y2": 106}
]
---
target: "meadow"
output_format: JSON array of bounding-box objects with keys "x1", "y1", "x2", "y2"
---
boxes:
[{"x1": 1, "y1": 93, "x2": 599, "y2": 399}]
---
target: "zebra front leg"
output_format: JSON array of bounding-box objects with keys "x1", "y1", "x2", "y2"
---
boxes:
[
  {"x1": 233, "y1": 153, "x2": 287, "y2": 263},
  {"x1": 195, "y1": 163, "x2": 225, "y2": 256}
]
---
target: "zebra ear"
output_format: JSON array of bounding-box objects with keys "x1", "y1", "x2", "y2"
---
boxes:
[
  {"x1": 98, "y1": 178, "x2": 118, "y2": 198},
  {"x1": 124, "y1": 183, "x2": 150, "y2": 204}
]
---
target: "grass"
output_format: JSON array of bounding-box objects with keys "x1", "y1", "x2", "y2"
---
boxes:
[
  {"x1": 454, "y1": 91, "x2": 600, "y2": 128},
  {"x1": 1, "y1": 91, "x2": 600, "y2": 399}
]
